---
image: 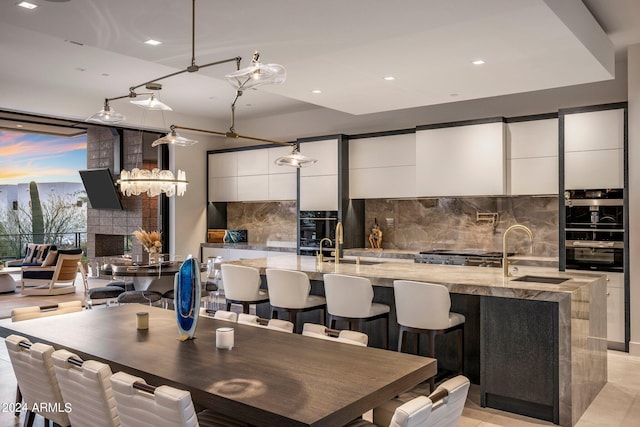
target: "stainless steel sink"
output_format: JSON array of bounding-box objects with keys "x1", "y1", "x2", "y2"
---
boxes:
[{"x1": 511, "y1": 275, "x2": 569, "y2": 284}]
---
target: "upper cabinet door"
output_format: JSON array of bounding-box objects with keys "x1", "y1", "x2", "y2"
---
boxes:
[
  {"x1": 564, "y1": 108, "x2": 625, "y2": 190},
  {"x1": 299, "y1": 138, "x2": 340, "y2": 210},
  {"x1": 349, "y1": 133, "x2": 416, "y2": 199},
  {"x1": 564, "y1": 109, "x2": 624, "y2": 152},
  {"x1": 416, "y1": 121, "x2": 506, "y2": 197},
  {"x1": 508, "y1": 118, "x2": 559, "y2": 195},
  {"x1": 237, "y1": 149, "x2": 269, "y2": 176},
  {"x1": 208, "y1": 152, "x2": 237, "y2": 178},
  {"x1": 300, "y1": 139, "x2": 339, "y2": 177}
]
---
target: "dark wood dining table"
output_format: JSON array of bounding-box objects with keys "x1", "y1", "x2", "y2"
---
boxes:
[{"x1": 0, "y1": 305, "x2": 436, "y2": 427}]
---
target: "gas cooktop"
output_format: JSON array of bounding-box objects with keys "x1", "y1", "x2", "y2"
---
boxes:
[{"x1": 418, "y1": 249, "x2": 510, "y2": 258}]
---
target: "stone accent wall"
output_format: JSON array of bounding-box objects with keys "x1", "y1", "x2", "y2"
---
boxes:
[{"x1": 85, "y1": 127, "x2": 159, "y2": 264}]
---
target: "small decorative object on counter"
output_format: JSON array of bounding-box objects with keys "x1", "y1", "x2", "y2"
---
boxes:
[
  {"x1": 175, "y1": 256, "x2": 201, "y2": 340},
  {"x1": 369, "y1": 218, "x2": 383, "y2": 249},
  {"x1": 136, "y1": 312, "x2": 149, "y2": 330},
  {"x1": 133, "y1": 228, "x2": 162, "y2": 263}
]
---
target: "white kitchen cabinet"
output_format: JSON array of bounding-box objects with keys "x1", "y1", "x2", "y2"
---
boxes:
[
  {"x1": 564, "y1": 109, "x2": 624, "y2": 152},
  {"x1": 300, "y1": 139, "x2": 338, "y2": 177},
  {"x1": 508, "y1": 118, "x2": 558, "y2": 195},
  {"x1": 208, "y1": 152, "x2": 237, "y2": 178},
  {"x1": 237, "y1": 149, "x2": 269, "y2": 176},
  {"x1": 208, "y1": 147, "x2": 297, "y2": 202},
  {"x1": 237, "y1": 175, "x2": 269, "y2": 201},
  {"x1": 299, "y1": 138, "x2": 340, "y2": 210},
  {"x1": 606, "y1": 272, "x2": 625, "y2": 345},
  {"x1": 564, "y1": 108, "x2": 624, "y2": 190},
  {"x1": 416, "y1": 121, "x2": 506, "y2": 197},
  {"x1": 565, "y1": 149, "x2": 623, "y2": 189},
  {"x1": 349, "y1": 133, "x2": 416, "y2": 198},
  {"x1": 350, "y1": 166, "x2": 415, "y2": 199},
  {"x1": 510, "y1": 157, "x2": 558, "y2": 195},
  {"x1": 208, "y1": 177, "x2": 237, "y2": 202},
  {"x1": 269, "y1": 173, "x2": 297, "y2": 201},
  {"x1": 300, "y1": 175, "x2": 339, "y2": 211}
]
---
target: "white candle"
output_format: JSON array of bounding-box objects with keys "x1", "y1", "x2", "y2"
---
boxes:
[{"x1": 216, "y1": 327, "x2": 234, "y2": 350}]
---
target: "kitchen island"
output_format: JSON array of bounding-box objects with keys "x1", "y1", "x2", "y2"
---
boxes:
[{"x1": 227, "y1": 254, "x2": 607, "y2": 427}]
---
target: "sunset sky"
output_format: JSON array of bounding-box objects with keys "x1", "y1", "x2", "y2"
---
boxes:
[{"x1": 0, "y1": 130, "x2": 86, "y2": 185}]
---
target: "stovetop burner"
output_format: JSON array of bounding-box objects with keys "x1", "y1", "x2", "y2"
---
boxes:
[
  {"x1": 415, "y1": 249, "x2": 515, "y2": 267},
  {"x1": 418, "y1": 249, "x2": 511, "y2": 258}
]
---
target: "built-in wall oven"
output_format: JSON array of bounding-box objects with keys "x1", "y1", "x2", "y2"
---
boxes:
[
  {"x1": 564, "y1": 189, "x2": 624, "y2": 272},
  {"x1": 298, "y1": 211, "x2": 338, "y2": 256}
]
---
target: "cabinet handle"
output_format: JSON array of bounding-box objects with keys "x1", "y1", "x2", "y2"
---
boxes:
[{"x1": 606, "y1": 292, "x2": 611, "y2": 296}]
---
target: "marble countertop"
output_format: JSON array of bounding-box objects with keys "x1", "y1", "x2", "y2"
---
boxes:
[
  {"x1": 228, "y1": 254, "x2": 604, "y2": 302},
  {"x1": 201, "y1": 242, "x2": 297, "y2": 253}
]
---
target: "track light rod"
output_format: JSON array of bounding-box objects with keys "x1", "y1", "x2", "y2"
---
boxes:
[{"x1": 169, "y1": 124, "x2": 293, "y2": 147}]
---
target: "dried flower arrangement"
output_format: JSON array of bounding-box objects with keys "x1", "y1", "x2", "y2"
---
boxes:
[{"x1": 133, "y1": 229, "x2": 162, "y2": 253}]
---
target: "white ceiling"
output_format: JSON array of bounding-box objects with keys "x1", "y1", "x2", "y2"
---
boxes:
[{"x1": 0, "y1": 0, "x2": 639, "y2": 143}]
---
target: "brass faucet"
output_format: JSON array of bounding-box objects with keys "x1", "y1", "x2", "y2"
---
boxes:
[
  {"x1": 503, "y1": 224, "x2": 534, "y2": 277},
  {"x1": 333, "y1": 221, "x2": 344, "y2": 264},
  {"x1": 317, "y1": 237, "x2": 333, "y2": 263}
]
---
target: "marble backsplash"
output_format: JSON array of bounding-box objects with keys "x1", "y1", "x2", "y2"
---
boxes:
[
  {"x1": 365, "y1": 196, "x2": 558, "y2": 257},
  {"x1": 227, "y1": 201, "x2": 297, "y2": 244},
  {"x1": 225, "y1": 196, "x2": 559, "y2": 258}
]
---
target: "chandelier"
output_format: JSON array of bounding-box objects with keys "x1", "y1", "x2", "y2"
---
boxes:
[{"x1": 118, "y1": 168, "x2": 188, "y2": 197}]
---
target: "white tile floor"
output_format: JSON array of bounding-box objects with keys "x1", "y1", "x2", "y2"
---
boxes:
[{"x1": 1, "y1": 339, "x2": 640, "y2": 427}]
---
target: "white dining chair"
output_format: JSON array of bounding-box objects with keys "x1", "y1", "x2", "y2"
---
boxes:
[
  {"x1": 51, "y1": 349, "x2": 120, "y2": 427},
  {"x1": 302, "y1": 323, "x2": 368, "y2": 346},
  {"x1": 5, "y1": 334, "x2": 71, "y2": 427},
  {"x1": 394, "y1": 280, "x2": 465, "y2": 392},
  {"x1": 323, "y1": 273, "x2": 390, "y2": 348},
  {"x1": 221, "y1": 264, "x2": 269, "y2": 314},
  {"x1": 371, "y1": 375, "x2": 470, "y2": 427},
  {"x1": 199, "y1": 308, "x2": 239, "y2": 323},
  {"x1": 266, "y1": 268, "x2": 326, "y2": 332},
  {"x1": 109, "y1": 371, "x2": 246, "y2": 427},
  {"x1": 237, "y1": 313, "x2": 294, "y2": 333}
]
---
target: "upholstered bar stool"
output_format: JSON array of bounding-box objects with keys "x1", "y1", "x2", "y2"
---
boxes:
[
  {"x1": 266, "y1": 268, "x2": 326, "y2": 332},
  {"x1": 323, "y1": 273, "x2": 390, "y2": 349},
  {"x1": 394, "y1": 280, "x2": 465, "y2": 392},
  {"x1": 221, "y1": 264, "x2": 269, "y2": 314}
]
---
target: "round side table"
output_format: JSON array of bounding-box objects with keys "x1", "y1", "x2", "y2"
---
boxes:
[{"x1": 0, "y1": 267, "x2": 21, "y2": 293}]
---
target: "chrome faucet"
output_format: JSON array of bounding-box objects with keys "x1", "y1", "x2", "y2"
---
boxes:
[
  {"x1": 333, "y1": 221, "x2": 344, "y2": 264},
  {"x1": 503, "y1": 224, "x2": 534, "y2": 277},
  {"x1": 317, "y1": 237, "x2": 333, "y2": 263}
]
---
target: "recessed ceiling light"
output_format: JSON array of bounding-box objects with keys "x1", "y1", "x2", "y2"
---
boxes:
[
  {"x1": 311, "y1": 89, "x2": 322, "y2": 94},
  {"x1": 144, "y1": 39, "x2": 162, "y2": 46},
  {"x1": 472, "y1": 60, "x2": 485, "y2": 65},
  {"x1": 17, "y1": 2, "x2": 38, "y2": 9},
  {"x1": 383, "y1": 76, "x2": 396, "y2": 81},
  {"x1": 16, "y1": 124, "x2": 23, "y2": 128}
]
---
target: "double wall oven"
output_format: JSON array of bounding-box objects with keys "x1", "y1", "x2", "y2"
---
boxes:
[{"x1": 564, "y1": 189, "x2": 624, "y2": 272}]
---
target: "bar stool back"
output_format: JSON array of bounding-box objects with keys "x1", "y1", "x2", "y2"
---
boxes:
[
  {"x1": 221, "y1": 264, "x2": 269, "y2": 314},
  {"x1": 323, "y1": 273, "x2": 390, "y2": 348},
  {"x1": 266, "y1": 268, "x2": 326, "y2": 332},
  {"x1": 394, "y1": 280, "x2": 465, "y2": 392}
]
